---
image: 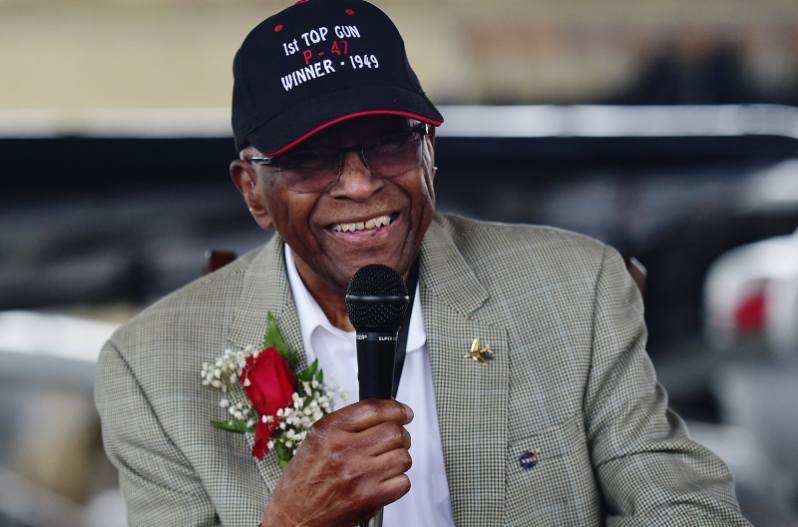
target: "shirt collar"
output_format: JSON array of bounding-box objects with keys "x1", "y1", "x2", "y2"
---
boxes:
[{"x1": 284, "y1": 245, "x2": 426, "y2": 354}]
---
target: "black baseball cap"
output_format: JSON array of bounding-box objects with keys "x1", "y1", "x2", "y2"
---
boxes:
[{"x1": 231, "y1": 0, "x2": 444, "y2": 156}]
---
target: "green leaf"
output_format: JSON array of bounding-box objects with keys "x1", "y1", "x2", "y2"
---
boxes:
[
  {"x1": 274, "y1": 440, "x2": 292, "y2": 469},
  {"x1": 263, "y1": 312, "x2": 287, "y2": 354},
  {"x1": 307, "y1": 358, "x2": 319, "y2": 377},
  {"x1": 297, "y1": 358, "x2": 319, "y2": 385},
  {"x1": 210, "y1": 419, "x2": 254, "y2": 434},
  {"x1": 263, "y1": 312, "x2": 301, "y2": 370},
  {"x1": 316, "y1": 368, "x2": 324, "y2": 384}
]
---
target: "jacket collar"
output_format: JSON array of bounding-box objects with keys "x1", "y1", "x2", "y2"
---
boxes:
[
  {"x1": 418, "y1": 215, "x2": 490, "y2": 318},
  {"x1": 227, "y1": 232, "x2": 305, "y2": 366}
]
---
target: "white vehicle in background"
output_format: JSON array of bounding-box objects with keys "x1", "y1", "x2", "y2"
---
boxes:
[{"x1": 704, "y1": 228, "x2": 798, "y2": 360}]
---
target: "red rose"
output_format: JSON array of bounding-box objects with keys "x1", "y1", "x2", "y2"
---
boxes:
[{"x1": 240, "y1": 346, "x2": 297, "y2": 459}]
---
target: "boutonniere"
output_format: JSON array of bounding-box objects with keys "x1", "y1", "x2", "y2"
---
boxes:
[{"x1": 201, "y1": 312, "x2": 336, "y2": 467}]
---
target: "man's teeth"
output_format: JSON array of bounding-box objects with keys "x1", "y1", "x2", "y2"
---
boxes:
[{"x1": 331, "y1": 215, "x2": 392, "y2": 233}]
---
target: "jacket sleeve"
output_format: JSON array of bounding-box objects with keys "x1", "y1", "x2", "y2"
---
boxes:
[
  {"x1": 94, "y1": 339, "x2": 220, "y2": 526},
  {"x1": 584, "y1": 246, "x2": 751, "y2": 526}
]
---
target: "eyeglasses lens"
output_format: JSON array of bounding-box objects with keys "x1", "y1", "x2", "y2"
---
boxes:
[
  {"x1": 278, "y1": 130, "x2": 424, "y2": 193},
  {"x1": 364, "y1": 132, "x2": 423, "y2": 177}
]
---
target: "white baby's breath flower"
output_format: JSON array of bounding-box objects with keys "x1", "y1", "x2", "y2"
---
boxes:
[
  {"x1": 219, "y1": 398, "x2": 230, "y2": 409},
  {"x1": 243, "y1": 378, "x2": 251, "y2": 387}
]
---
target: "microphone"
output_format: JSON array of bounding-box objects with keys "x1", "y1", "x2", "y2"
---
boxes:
[{"x1": 345, "y1": 264, "x2": 410, "y2": 527}]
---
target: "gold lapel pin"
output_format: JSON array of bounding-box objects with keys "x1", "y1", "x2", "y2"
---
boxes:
[{"x1": 465, "y1": 337, "x2": 495, "y2": 363}]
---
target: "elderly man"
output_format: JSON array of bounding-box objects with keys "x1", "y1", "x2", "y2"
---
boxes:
[{"x1": 95, "y1": 1, "x2": 751, "y2": 526}]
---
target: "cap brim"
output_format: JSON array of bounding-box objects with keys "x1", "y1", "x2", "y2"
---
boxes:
[{"x1": 244, "y1": 84, "x2": 443, "y2": 157}]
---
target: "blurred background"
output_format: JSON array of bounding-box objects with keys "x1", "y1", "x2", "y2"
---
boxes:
[{"x1": 2, "y1": 0, "x2": 798, "y2": 525}]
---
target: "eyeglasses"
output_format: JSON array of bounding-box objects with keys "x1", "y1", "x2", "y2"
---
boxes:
[{"x1": 249, "y1": 123, "x2": 429, "y2": 194}]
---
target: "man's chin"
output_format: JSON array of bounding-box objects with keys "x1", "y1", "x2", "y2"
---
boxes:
[{"x1": 332, "y1": 254, "x2": 407, "y2": 285}]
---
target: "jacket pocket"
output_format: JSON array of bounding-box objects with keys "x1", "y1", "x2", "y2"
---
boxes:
[{"x1": 504, "y1": 417, "x2": 582, "y2": 527}]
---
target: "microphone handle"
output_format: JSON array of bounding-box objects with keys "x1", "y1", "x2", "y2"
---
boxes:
[
  {"x1": 356, "y1": 331, "x2": 398, "y2": 401},
  {"x1": 359, "y1": 508, "x2": 384, "y2": 527},
  {"x1": 355, "y1": 330, "x2": 399, "y2": 527}
]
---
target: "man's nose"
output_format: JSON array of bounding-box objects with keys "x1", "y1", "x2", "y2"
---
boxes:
[{"x1": 329, "y1": 150, "x2": 384, "y2": 201}]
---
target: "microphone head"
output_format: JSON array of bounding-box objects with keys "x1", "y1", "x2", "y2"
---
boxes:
[{"x1": 345, "y1": 264, "x2": 409, "y2": 332}]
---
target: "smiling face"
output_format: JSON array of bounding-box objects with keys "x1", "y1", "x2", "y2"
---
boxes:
[{"x1": 231, "y1": 115, "x2": 436, "y2": 292}]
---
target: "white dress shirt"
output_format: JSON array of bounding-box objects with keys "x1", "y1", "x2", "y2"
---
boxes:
[{"x1": 284, "y1": 246, "x2": 455, "y2": 527}]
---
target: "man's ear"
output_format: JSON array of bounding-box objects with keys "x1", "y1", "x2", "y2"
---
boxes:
[{"x1": 229, "y1": 159, "x2": 274, "y2": 230}]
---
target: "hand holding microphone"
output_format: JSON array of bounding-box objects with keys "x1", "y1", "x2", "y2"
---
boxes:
[
  {"x1": 262, "y1": 265, "x2": 413, "y2": 527},
  {"x1": 262, "y1": 399, "x2": 413, "y2": 527}
]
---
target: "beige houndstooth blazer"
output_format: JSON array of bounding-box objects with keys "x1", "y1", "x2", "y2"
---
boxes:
[{"x1": 95, "y1": 213, "x2": 751, "y2": 526}]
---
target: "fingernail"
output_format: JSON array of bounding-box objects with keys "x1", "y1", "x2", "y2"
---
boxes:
[{"x1": 404, "y1": 404, "x2": 414, "y2": 422}]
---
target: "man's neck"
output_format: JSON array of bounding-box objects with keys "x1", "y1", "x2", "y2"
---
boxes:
[{"x1": 291, "y1": 254, "x2": 354, "y2": 332}]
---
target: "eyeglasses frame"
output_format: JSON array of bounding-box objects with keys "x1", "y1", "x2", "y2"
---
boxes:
[{"x1": 247, "y1": 122, "x2": 430, "y2": 169}]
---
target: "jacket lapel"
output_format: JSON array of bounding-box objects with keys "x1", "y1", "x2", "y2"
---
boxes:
[
  {"x1": 226, "y1": 233, "x2": 308, "y2": 494},
  {"x1": 419, "y1": 217, "x2": 509, "y2": 526}
]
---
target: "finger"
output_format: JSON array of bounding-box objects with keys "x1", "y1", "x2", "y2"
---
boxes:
[
  {"x1": 372, "y1": 448, "x2": 412, "y2": 481},
  {"x1": 339, "y1": 399, "x2": 413, "y2": 432},
  {"x1": 357, "y1": 421, "x2": 411, "y2": 455},
  {"x1": 377, "y1": 474, "x2": 411, "y2": 506}
]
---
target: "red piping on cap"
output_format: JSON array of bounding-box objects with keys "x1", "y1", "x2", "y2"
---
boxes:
[{"x1": 263, "y1": 109, "x2": 443, "y2": 157}]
